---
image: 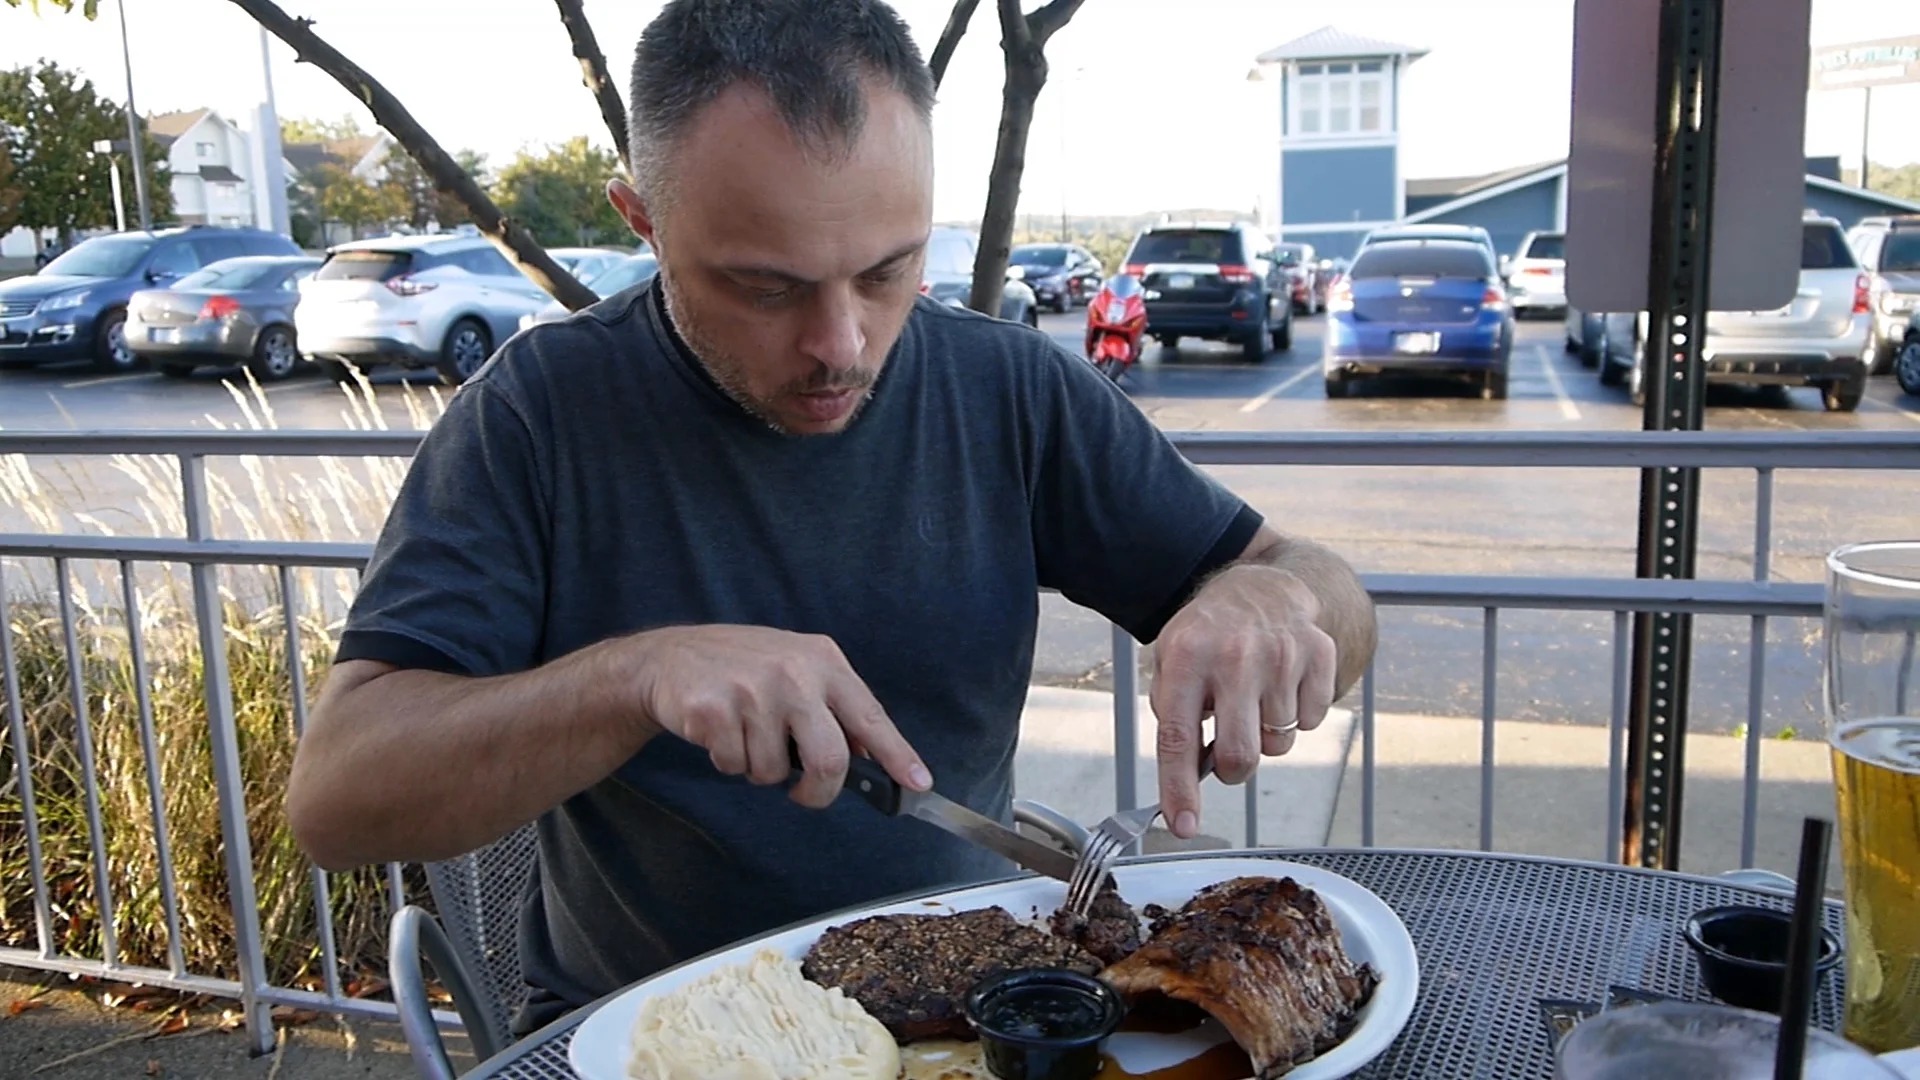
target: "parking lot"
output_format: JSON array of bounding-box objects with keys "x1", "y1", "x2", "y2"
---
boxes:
[{"x1": 3, "y1": 310, "x2": 1918, "y2": 733}]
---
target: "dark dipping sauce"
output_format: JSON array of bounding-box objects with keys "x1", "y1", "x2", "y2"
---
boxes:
[{"x1": 966, "y1": 969, "x2": 1126, "y2": 1080}]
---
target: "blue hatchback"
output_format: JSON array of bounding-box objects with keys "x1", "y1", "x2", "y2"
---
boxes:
[{"x1": 1323, "y1": 239, "x2": 1514, "y2": 400}]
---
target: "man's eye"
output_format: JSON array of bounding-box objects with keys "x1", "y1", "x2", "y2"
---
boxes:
[
  {"x1": 743, "y1": 283, "x2": 793, "y2": 305},
  {"x1": 861, "y1": 267, "x2": 906, "y2": 287}
]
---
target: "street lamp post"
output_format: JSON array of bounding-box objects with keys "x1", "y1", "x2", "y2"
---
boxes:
[
  {"x1": 92, "y1": 139, "x2": 127, "y2": 231},
  {"x1": 115, "y1": 0, "x2": 153, "y2": 231}
]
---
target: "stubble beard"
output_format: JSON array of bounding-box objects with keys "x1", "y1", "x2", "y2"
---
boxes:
[{"x1": 660, "y1": 267, "x2": 878, "y2": 436}]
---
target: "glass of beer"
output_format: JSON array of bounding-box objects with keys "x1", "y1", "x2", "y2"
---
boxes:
[{"x1": 1825, "y1": 541, "x2": 1920, "y2": 1054}]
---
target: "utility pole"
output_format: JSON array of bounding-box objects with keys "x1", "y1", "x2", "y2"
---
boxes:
[{"x1": 115, "y1": 0, "x2": 152, "y2": 231}]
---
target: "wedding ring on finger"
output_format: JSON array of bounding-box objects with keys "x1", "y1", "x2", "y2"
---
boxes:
[{"x1": 1260, "y1": 720, "x2": 1300, "y2": 735}]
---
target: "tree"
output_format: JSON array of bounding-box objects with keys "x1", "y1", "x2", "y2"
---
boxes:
[
  {"x1": 380, "y1": 146, "x2": 486, "y2": 232},
  {"x1": 0, "y1": 60, "x2": 171, "y2": 243},
  {"x1": 967, "y1": 0, "x2": 1085, "y2": 317},
  {"x1": 314, "y1": 163, "x2": 403, "y2": 236},
  {"x1": 280, "y1": 113, "x2": 367, "y2": 145},
  {"x1": 0, "y1": 134, "x2": 23, "y2": 237},
  {"x1": 494, "y1": 137, "x2": 628, "y2": 247}
]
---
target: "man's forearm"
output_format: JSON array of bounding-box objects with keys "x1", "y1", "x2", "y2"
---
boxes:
[
  {"x1": 286, "y1": 640, "x2": 656, "y2": 870},
  {"x1": 1239, "y1": 535, "x2": 1377, "y2": 697}
]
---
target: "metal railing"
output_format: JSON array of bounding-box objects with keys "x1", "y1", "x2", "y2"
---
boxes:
[{"x1": 2, "y1": 427, "x2": 1917, "y2": 1055}]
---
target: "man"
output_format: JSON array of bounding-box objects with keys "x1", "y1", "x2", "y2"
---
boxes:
[{"x1": 285, "y1": 0, "x2": 1376, "y2": 1034}]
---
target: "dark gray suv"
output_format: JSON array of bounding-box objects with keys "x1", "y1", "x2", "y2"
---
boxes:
[
  {"x1": 1122, "y1": 221, "x2": 1292, "y2": 362},
  {"x1": 0, "y1": 226, "x2": 301, "y2": 372}
]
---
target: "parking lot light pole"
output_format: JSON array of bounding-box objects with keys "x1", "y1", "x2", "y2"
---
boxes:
[
  {"x1": 115, "y1": 0, "x2": 153, "y2": 232},
  {"x1": 92, "y1": 140, "x2": 127, "y2": 231}
]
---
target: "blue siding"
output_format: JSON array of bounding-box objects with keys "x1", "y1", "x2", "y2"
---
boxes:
[
  {"x1": 1282, "y1": 145, "x2": 1397, "y2": 227},
  {"x1": 1278, "y1": 228, "x2": 1371, "y2": 261},
  {"x1": 1804, "y1": 186, "x2": 1920, "y2": 230},
  {"x1": 1417, "y1": 177, "x2": 1561, "y2": 258}
]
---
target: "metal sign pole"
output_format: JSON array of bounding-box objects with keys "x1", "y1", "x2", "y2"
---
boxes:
[{"x1": 1623, "y1": 0, "x2": 1722, "y2": 870}]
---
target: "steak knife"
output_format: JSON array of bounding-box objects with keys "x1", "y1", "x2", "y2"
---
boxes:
[{"x1": 788, "y1": 748, "x2": 1079, "y2": 884}]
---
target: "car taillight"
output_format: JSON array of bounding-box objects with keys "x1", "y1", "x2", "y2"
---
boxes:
[
  {"x1": 1219, "y1": 264, "x2": 1257, "y2": 285},
  {"x1": 1853, "y1": 273, "x2": 1870, "y2": 315},
  {"x1": 198, "y1": 295, "x2": 240, "y2": 320},
  {"x1": 1521, "y1": 267, "x2": 1555, "y2": 276},
  {"x1": 1327, "y1": 281, "x2": 1354, "y2": 313},
  {"x1": 386, "y1": 275, "x2": 438, "y2": 297},
  {"x1": 1483, "y1": 285, "x2": 1508, "y2": 307}
]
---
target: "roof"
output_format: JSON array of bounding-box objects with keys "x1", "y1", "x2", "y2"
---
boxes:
[
  {"x1": 1256, "y1": 26, "x2": 1429, "y2": 63},
  {"x1": 147, "y1": 108, "x2": 210, "y2": 145},
  {"x1": 328, "y1": 233, "x2": 489, "y2": 253},
  {"x1": 1405, "y1": 159, "x2": 1564, "y2": 201},
  {"x1": 195, "y1": 165, "x2": 243, "y2": 183}
]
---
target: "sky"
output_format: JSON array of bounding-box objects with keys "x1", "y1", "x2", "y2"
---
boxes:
[{"x1": 3, "y1": 0, "x2": 1915, "y2": 223}]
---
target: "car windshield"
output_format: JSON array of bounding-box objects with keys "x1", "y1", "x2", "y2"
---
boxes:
[
  {"x1": 1009, "y1": 247, "x2": 1069, "y2": 267},
  {"x1": 587, "y1": 256, "x2": 659, "y2": 295},
  {"x1": 1881, "y1": 232, "x2": 1920, "y2": 272},
  {"x1": 1351, "y1": 244, "x2": 1491, "y2": 279},
  {"x1": 1104, "y1": 274, "x2": 1144, "y2": 297},
  {"x1": 315, "y1": 250, "x2": 415, "y2": 281},
  {"x1": 172, "y1": 261, "x2": 286, "y2": 291},
  {"x1": 1522, "y1": 235, "x2": 1566, "y2": 260},
  {"x1": 39, "y1": 234, "x2": 156, "y2": 278},
  {"x1": 1800, "y1": 224, "x2": 1857, "y2": 270},
  {"x1": 1274, "y1": 245, "x2": 1308, "y2": 266},
  {"x1": 1129, "y1": 229, "x2": 1243, "y2": 266}
]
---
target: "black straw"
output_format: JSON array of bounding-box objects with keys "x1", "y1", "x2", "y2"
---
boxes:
[{"x1": 1774, "y1": 816, "x2": 1832, "y2": 1080}]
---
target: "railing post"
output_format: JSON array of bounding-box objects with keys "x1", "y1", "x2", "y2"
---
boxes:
[
  {"x1": 1624, "y1": 0, "x2": 1724, "y2": 870},
  {"x1": 1110, "y1": 624, "x2": 1139, "y2": 821},
  {"x1": 0, "y1": 557, "x2": 56, "y2": 957},
  {"x1": 180, "y1": 454, "x2": 275, "y2": 1055},
  {"x1": 1740, "y1": 469, "x2": 1774, "y2": 868}
]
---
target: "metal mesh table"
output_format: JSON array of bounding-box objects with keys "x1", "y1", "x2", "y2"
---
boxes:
[{"x1": 468, "y1": 848, "x2": 1847, "y2": 1079}]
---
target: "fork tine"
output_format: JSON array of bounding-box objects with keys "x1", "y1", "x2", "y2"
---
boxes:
[{"x1": 1069, "y1": 832, "x2": 1117, "y2": 916}]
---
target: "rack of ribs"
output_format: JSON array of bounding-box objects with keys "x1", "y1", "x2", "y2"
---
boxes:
[{"x1": 1099, "y1": 876, "x2": 1379, "y2": 1078}]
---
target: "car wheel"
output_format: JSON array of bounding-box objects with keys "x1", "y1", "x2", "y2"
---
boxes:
[
  {"x1": 1822, "y1": 377, "x2": 1865, "y2": 413},
  {"x1": 1243, "y1": 307, "x2": 1269, "y2": 363},
  {"x1": 1598, "y1": 336, "x2": 1626, "y2": 387},
  {"x1": 436, "y1": 318, "x2": 494, "y2": 385},
  {"x1": 157, "y1": 361, "x2": 195, "y2": 378},
  {"x1": 1157, "y1": 335, "x2": 1179, "y2": 351},
  {"x1": 1270, "y1": 307, "x2": 1292, "y2": 351},
  {"x1": 1324, "y1": 374, "x2": 1352, "y2": 399},
  {"x1": 1628, "y1": 355, "x2": 1646, "y2": 407},
  {"x1": 319, "y1": 358, "x2": 360, "y2": 385},
  {"x1": 247, "y1": 326, "x2": 300, "y2": 382},
  {"x1": 1897, "y1": 337, "x2": 1920, "y2": 396},
  {"x1": 91, "y1": 309, "x2": 137, "y2": 373},
  {"x1": 1482, "y1": 369, "x2": 1509, "y2": 401}
]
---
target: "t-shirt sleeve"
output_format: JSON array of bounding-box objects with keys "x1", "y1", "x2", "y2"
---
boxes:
[
  {"x1": 1027, "y1": 339, "x2": 1262, "y2": 644},
  {"x1": 334, "y1": 378, "x2": 549, "y2": 677}
]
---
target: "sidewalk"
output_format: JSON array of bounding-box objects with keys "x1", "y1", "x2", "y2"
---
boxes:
[{"x1": 0, "y1": 686, "x2": 1840, "y2": 1077}]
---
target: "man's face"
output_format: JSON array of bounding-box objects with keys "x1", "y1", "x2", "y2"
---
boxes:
[{"x1": 611, "y1": 79, "x2": 934, "y2": 436}]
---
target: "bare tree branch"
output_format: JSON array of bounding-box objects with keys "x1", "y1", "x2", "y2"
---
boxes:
[
  {"x1": 551, "y1": 0, "x2": 630, "y2": 164},
  {"x1": 927, "y1": 0, "x2": 981, "y2": 90},
  {"x1": 995, "y1": 0, "x2": 1032, "y2": 55},
  {"x1": 1027, "y1": 0, "x2": 1087, "y2": 45},
  {"x1": 226, "y1": 0, "x2": 597, "y2": 312}
]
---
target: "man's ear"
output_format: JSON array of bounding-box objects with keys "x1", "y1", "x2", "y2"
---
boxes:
[{"x1": 607, "y1": 178, "x2": 659, "y2": 250}]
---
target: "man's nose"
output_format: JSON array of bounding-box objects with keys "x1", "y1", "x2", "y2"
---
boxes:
[{"x1": 796, "y1": 285, "x2": 866, "y2": 371}]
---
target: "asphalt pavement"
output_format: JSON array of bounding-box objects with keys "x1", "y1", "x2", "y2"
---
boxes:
[{"x1": 3, "y1": 312, "x2": 1918, "y2": 734}]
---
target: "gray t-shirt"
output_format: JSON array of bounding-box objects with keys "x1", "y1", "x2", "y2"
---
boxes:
[{"x1": 336, "y1": 281, "x2": 1259, "y2": 1031}]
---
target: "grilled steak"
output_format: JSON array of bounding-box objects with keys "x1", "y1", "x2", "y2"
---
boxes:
[
  {"x1": 1047, "y1": 880, "x2": 1143, "y2": 967},
  {"x1": 800, "y1": 907, "x2": 1102, "y2": 1041},
  {"x1": 1100, "y1": 876, "x2": 1379, "y2": 1078}
]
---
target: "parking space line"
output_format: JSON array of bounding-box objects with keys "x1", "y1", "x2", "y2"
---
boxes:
[
  {"x1": 1536, "y1": 346, "x2": 1581, "y2": 422},
  {"x1": 61, "y1": 372, "x2": 160, "y2": 389},
  {"x1": 1240, "y1": 364, "x2": 1319, "y2": 412}
]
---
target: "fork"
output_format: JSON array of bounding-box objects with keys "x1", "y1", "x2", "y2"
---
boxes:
[{"x1": 1062, "y1": 740, "x2": 1217, "y2": 920}]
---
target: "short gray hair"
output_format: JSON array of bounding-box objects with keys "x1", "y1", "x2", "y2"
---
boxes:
[{"x1": 627, "y1": 0, "x2": 936, "y2": 208}]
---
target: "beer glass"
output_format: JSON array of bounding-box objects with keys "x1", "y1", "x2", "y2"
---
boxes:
[{"x1": 1825, "y1": 541, "x2": 1920, "y2": 1053}]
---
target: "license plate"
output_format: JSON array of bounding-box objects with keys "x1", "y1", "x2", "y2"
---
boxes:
[
  {"x1": 1106, "y1": 300, "x2": 1127, "y2": 322},
  {"x1": 1168, "y1": 274, "x2": 1195, "y2": 290},
  {"x1": 1394, "y1": 332, "x2": 1441, "y2": 354},
  {"x1": 147, "y1": 327, "x2": 179, "y2": 344}
]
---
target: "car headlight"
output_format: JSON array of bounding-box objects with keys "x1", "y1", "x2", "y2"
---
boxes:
[{"x1": 39, "y1": 290, "x2": 88, "y2": 312}]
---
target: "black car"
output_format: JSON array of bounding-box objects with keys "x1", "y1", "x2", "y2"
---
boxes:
[
  {"x1": 1008, "y1": 243, "x2": 1104, "y2": 313},
  {"x1": 0, "y1": 226, "x2": 302, "y2": 372},
  {"x1": 1121, "y1": 222, "x2": 1292, "y2": 362}
]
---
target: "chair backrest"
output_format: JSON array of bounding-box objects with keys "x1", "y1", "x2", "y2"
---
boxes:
[{"x1": 423, "y1": 822, "x2": 539, "y2": 1042}]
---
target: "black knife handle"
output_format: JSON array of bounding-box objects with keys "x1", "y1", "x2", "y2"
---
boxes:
[{"x1": 787, "y1": 740, "x2": 902, "y2": 815}]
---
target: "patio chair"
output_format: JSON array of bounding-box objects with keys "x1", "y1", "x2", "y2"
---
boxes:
[{"x1": 387, "y1": 801, "x2": 1086, "y2": 1078}]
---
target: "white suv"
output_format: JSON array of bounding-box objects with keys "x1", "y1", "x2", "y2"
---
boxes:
[
  {"x1": 1504, "y1": 230, "x2": 1566, "y2": 318},
  {"x1": 295, "y1": 235, "x2": 552, "y2": 384},
  {"x1": 1596, "y1": 214, "x2": 1873, "y2": 412}
]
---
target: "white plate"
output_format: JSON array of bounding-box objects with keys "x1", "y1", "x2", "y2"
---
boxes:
[
  {"x1": 1880, "y1": 1048, "x2": 1920, "y2": 1079},
  {"x1": 568, "y1": 856, "x2": 1419, "y2": 1080}
]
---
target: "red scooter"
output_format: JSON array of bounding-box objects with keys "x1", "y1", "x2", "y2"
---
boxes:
[{"x1": 1083, "y1": 273, "x2": 1147, "y2": 382}]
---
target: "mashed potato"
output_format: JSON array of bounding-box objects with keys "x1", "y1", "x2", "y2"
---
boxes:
[{"x1": 627, "y1": 948, "x2": 901, "y2": 1080}]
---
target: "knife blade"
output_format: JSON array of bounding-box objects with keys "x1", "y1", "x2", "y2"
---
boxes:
[{"x1": 789, "y1": 747, "x2": 1079, "y2": 883}]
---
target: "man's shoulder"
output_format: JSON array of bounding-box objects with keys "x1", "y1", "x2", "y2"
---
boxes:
[
  {"x1": 463, "y1": 287, "x2": 660, "y2": 409},
  {"x1": 908, "y1": 296, "x2": 1075, "y2": 387}
]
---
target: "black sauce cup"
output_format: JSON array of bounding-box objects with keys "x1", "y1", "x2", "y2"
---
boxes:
[
  {"x1": 1683, "y1": 904, "x2": 1842, "y2": 1014},
  {"x1": 963, "y1": 968, "x2": 1127, "y2": 1080}
]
